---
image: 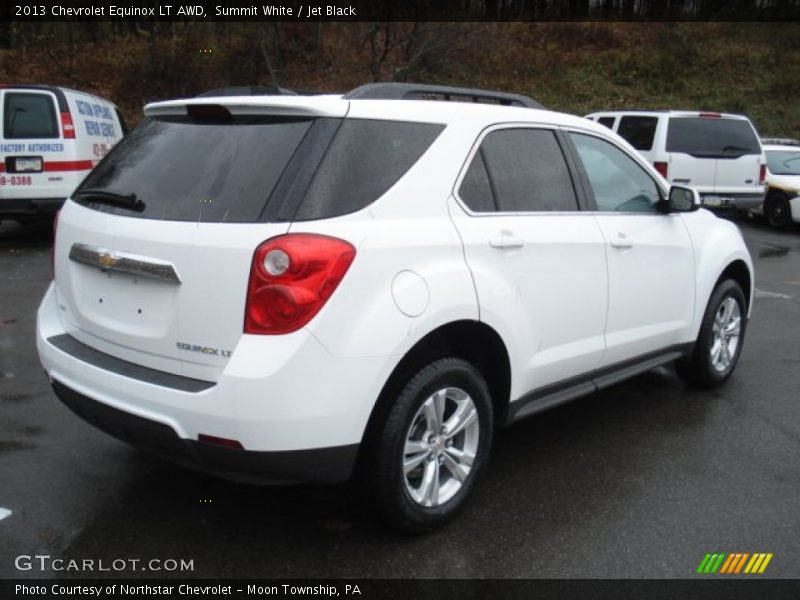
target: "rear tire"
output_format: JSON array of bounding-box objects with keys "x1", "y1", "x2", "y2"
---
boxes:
[
  {"x1": 369, "y1": 358, "x2": 493, "y2": 533},
  {"x1": 676, "y1": 279, "x2": 747, "y2": 389},
  {"x1": 765, "y1": 192, "x2": 792, "y2": 230}
]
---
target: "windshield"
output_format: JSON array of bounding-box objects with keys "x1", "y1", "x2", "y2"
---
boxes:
[
  {"x1": 666, "y1": 117, "x2": 760, "y2": 158},
  {"x1": 766, "y1": 150, "x2": 800, "y2": 176}
]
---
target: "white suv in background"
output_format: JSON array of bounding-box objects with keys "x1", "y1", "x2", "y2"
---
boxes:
[
  {"x1": 585, "y1": 110, "x2": 766, "y2": 212},
  {"x1": 37, "y1": 84, "x2": 754, "y2": 532},
  {"x1": 754, "y1": 138, "x2": 800, "y2": 229}
]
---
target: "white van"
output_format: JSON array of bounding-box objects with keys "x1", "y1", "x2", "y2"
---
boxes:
[
  {"x1": 585, "y1": 110, "x2": 766, "y2": 211},
  {"x1": 0, "y1": 85, "x2": 126, "y2": 223}
]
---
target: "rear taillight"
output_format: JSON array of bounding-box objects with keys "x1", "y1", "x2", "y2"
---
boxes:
[
  {"x1": 759, "y1": 164, "x2": 767, "y2": 184},
  {"x1": 51, "y1": 210, "x2": 60, "y2": 277},
  {"x1": 654, "y1": 161, "x2": 669, "y2": 179},
  {"x1": 60, "y1": 111, "x2": 75, "y2": 139},
  {"x1": 244, "y1": 234, "x2": 356, "y2": 335}
]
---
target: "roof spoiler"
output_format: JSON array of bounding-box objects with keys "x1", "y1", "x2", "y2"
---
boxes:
[{"x1": 345, "y1": 82, "x2": 544, "y2": 110}]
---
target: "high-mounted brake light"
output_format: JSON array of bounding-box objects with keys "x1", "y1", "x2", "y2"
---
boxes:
[
  {"x1": 244, "y1": 234, "x2": 356, "y2": 335},
  {"x1": 698, "y1": 112, "x2": 721, "y2": 118},
  {"x1": 653, "y1": 161, "x2": 669, "y2": 179},
  {"x1": 759, "y1": 164, "x2": 767, "y2": 184},
  {"x1": 60, "y1": 111, "x2": 75, "y2": 138},
  {"x1": 187, "y1": 104, "x2": 232, "y2": 120}
]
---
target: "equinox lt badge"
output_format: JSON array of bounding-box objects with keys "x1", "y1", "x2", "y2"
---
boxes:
[{"x1": 176, "y1": 342, "x2": 232, "y2": 358}]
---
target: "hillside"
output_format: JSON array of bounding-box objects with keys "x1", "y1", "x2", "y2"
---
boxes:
[{"x1": 1, "y1": 22, "x2": 798, "y2": 137}]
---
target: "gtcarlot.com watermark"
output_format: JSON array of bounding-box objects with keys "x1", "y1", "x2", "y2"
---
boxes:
[{"x1": 14, "y1": 554, "x2": 194, "y2": 573}]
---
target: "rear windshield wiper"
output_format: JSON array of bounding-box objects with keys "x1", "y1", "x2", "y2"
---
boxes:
[
  {"x1": 73, "y1": 188, "x2": 145, "y2": 212},
  {"x1": 721, "y1": 145, "x2": 754, "y2": 155}
]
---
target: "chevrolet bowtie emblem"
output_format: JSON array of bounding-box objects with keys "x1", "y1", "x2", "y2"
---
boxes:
[{"x1": 98, "y1": 252, "x2": 118, "y2": 270}]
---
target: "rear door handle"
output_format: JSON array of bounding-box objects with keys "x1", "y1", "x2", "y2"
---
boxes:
[
  {"x1": 489, "y1": 230, "x2": 525, "y2": 250},
  {"x1": 610, "y1": 233, "x2": 634, "y2": 249}
]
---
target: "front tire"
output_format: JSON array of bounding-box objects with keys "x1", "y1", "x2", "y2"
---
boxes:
[
  {"x1": 370, "y1": 358, "x2": 493, "y2": 533},
  {"x1": 676, "y1": 279, "x2": 747, "y2": 389},
  {"x1": 764, "y1": 192, "x2": 792, "y2": 229}
]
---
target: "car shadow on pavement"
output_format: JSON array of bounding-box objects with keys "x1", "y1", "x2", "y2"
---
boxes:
[
  {"x1": 0, "y1": 220, "x2": 54, "y2": 248},
  {"x1": 52, "y1": 367, "x2": 720, "y2": 579}
]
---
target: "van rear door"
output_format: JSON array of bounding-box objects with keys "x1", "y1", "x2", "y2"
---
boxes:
[
  {"x1": 1, "y1": 88, "x2": 67, "y2": 206},
  {"x1": 666, "y1": 114, "x2": 762, "y2": 204},
  {"x1": 665, "y1": 115, "x2": 717, "y2": 193},
  {"x1": 710, "y1": 117, "x2": 763, "y2": 197}
]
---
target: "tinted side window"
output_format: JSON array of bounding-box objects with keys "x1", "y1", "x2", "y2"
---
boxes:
[
  {"x1": 4, "y1": 92, "x2": 58, "y2": 139},
  {"x1": 480, "y1": 128, "x2": 578, "y2": 212},
  {"x1": 617, "y1": 116, "x2": 658, "y2": 151},
  {"x1": 459, "y1": 150, "x2": 496, "y2": 212},
  {"x1": 295, "y1": 119, "x2": 444, "y2": 221},
  {"x1": 597, "y1": 117, "x2": 616, "y2": 129},
  {"x1": 666, "y1": 117, "x2": 760, "y2": 157},
  {"x1": 570, "y1": 133, "x2": 661, "y2": 213}
]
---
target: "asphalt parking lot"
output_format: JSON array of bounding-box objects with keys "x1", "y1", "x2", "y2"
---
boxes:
[{"x1": 1, "y1": 215, "x2": 798, "y2": 579}]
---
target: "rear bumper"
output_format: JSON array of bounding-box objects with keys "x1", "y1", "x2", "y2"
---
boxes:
[
  {"x1": 0, "y1": 197, "x2": 65, "y2": 218},
  {"x1": 52, "y1": 379, "x2": 358, "y2": 484},
  {"x1": 698, "y1": 193, "x2": 764, "y2": 211},
  {"x1": 37, "y1": 283, "x2": 399, "y2": 484}
]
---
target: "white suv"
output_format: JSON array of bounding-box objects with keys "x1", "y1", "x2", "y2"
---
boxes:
[
  {"x1": 37, "y1": 84, "x2": 754, "y2": 532},
  {"x1": 585, "y1": 110, "x2": 766, "y2": 212}
]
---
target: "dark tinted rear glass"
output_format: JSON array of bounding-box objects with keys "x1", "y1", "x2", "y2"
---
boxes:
[
  {"x1": 666, "y1": 117, "x2": 760, "y2": 157},
  {"x1": 77, "y1": 116, "x2": 313, "y2": 222},
  {"x1": 76, "y1": 116, "x2": 443, "y2": 223},
  {"x1": 293, "y1": 119, "x2": 444, "y2": 221},
  {"x1": 617, "y1": 116, "x2": 658, "y2": 151},
  {"x1": 481, "y1": 128, "x2": 578, "y2": 212},
  {"x1": 597, "y1": 116, "x2": 616, "y2": 129},
  {"x1": 4, "y1": 92, "x2": 58, "y2": 139}
]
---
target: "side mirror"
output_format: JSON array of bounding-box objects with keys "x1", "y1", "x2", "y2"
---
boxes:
[{"x1": 665, "y1": 185, "x2": 700, "y2": 213}]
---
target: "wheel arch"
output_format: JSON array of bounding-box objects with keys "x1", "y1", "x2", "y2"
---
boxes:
[
  {"x1": 356, "y1": 320, "x2": 511, "y2": 465},
  {"x1": 717, "y1": 259, "x2": 752, "y2": 313}
]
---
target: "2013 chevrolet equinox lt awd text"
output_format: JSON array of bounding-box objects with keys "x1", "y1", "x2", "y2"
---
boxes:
[{"x1": 37, "y1": 83, "x2": 753, "y2": 532}]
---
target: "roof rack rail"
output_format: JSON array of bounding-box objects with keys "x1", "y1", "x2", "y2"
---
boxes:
[
  {"x1": 345, "y1": 83, "x2": 544, "y2": 110},
  {"x1": 761, "y1": 137, "x2": 800, "y2": 147}
]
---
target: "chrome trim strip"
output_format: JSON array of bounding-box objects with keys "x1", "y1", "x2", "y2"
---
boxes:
[{"x1": 68, "y1": 243, "x2": 182, "y2": 285}]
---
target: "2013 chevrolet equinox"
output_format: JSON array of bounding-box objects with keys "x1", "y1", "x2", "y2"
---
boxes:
[{"x1": 37, "y1": 83, "x2": 753, "y2": 532}]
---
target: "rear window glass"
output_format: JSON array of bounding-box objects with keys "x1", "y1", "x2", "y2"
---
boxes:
[
  {"x1": 597, "y1": 116, "x2": 616, "y2": 129},
  {"x1": 666, "y1": 117, "x2": 760, "y2": 157},
  {"x1": 293, "y1": 119, "x2": 444, "y2": 221},
  {"x1": 617, "y1": 116, "x2": 658, "y2": 151},
  {"x1": 77, "y1": 116, "x2": 314, "y2": 222},
  {"x1": 3, "y1": 92, "x2": 59, "y2": 139},
  {"x1": 78, "y1": 116, "x2": 443, "y2": 223}
]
